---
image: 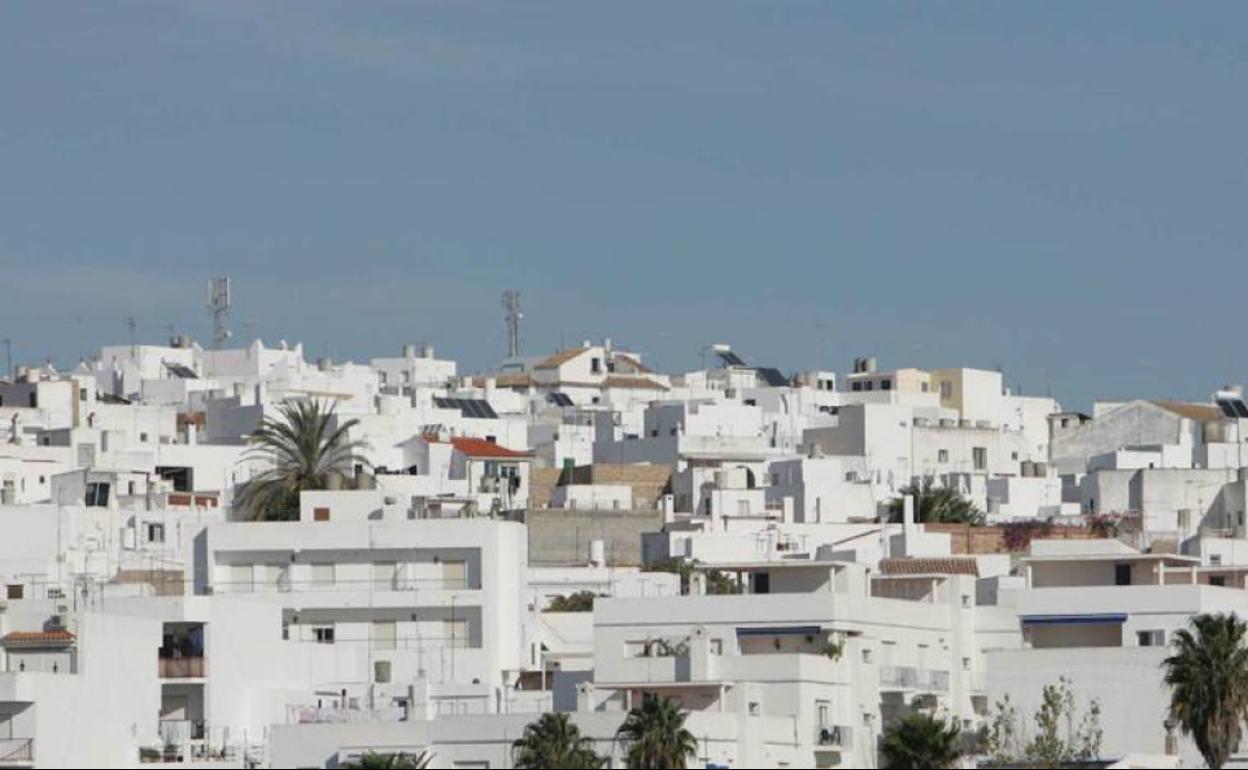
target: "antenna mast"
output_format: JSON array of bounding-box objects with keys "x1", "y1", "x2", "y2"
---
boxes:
[
  {"x1": 207, "y1": 276, "x2": 232, "y2": 350},
  {"x1": 502, "y1": 290, "x2": 522, "y2": 358}
]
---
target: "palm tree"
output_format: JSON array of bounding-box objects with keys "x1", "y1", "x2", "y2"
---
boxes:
[
  {"x1": 341, "y1": 750, "x2": 433, "y2": 769},
  {"x1": 233, "y1": 399, "x2": 370, "y2": 520},
  {"x1": 880, "y1": 712, "x2": 962, "y2": 769},
  {"x1": 887, "y1": 479, "x2": 983, "y2": 525},
  {"x1": 1163, "y1": 612, "x2": 1248, "y2": 769},
  {"x1": 615, "y1": 693, "x2": 698, "y2": 769},
  {"x1": 512, "y1": 712, "x2": 603, "y2": 769}
]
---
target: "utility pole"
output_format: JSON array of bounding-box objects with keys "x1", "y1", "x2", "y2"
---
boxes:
[{"x1": 1, "y1": 338, "x2": 11, "y2": 380}]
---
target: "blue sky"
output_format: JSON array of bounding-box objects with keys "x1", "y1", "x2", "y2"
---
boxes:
[{"x1": 2, "y1": 3, "x2": 1246, "y2": 408}]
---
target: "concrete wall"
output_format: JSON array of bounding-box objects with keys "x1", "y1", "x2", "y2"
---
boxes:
[{"x1": 526, "y1": 509, "x2": 664, "y2": 567}]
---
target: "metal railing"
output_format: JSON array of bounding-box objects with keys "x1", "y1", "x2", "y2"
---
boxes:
[
  {"x1": 0, "y1": 738, "x2": 33, "y2": 763},
  {"x1": 814, "y1": 725, "x2": 852, "y2": 749},
  {"x1": 879, "y1": 665, "x2": 950, "y2": 692},
  {"x1": 209, "y1": 576, "x2": 476, "y2": 594}
]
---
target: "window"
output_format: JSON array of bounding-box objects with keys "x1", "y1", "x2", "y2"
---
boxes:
[
  {"x1": 851, "y1": 381, "x2": 862, "y2": 392},
  {"x1": 1137, "y1": 630, "x2": 1165, "y2": 647},
  {"x1": 937, "y1": 449, "x2": 949, "y2": 464},
  {"x1": 1210, "y1": 553, "x2": 1223, "y2": 566},
  {"x1": 84, "y1": 482, "x2": 110, "y2": 507},
  {"x1": 313, "y1": 506, "x2": 330, "y2": 522},
  {"x1": 311, "y1": 563, "x2": 335, "y2": 586},
  {"x1": 313, "y1": 625, "x2": 335, "y2": 644},
  {"x1": 441, "y1": 559, "x2": 468, "y2": 589},
  {"x1": 6, "y1": 584, "x2": 23, "y2": 600},
  {"x1": 28, "y1": 392, "x2": 37, "y2": 408},
  {"x1": 881, "y1": 379, "x2": 892, "y2": 391},
  {"x1": 737, "y1": 499, "x2": 750, "y2": 516},
  {"x1": 147, "y1": 523, "x2": 166, "y2": 543},
  {"x1": 140, "y1": 432, "x2": 149, "y2": 443},
  {"x1": 710, "y1": 638, "x2": 723, "y2": 655},
  {"x1": 591, "y1": 357, "x2": 602, "y2": 374},
  {"x1": 374, "y1": 660, "x2": 392, "y2": 683},
  {"x1": 864, "y1": 381, "x2": 874, "y2": 391},
  {"x1": 1179, "y1": 510, "x2": 1191, "y2": 531},
  {"x1": 921, "y1": 382, "x2": 930, "y2": 393},
  {"x1": 972, "y1": 447, "x2": 987, "y2": 471},
  {"x1": 939, "y1": 381, "x2": 952, "y2": 399},
  {"x1": 1211, "y1": 576, "x2": 1227, "y2": 588},
  {"x1": 372, "y1": 621, "x2": 397, "y2": 651},
  {"x1": 79, "y1": 388, "x2": 88, "y2": 402},
  {"x1": 816, "y1": 700, "x2": 830, "y2": 728}
]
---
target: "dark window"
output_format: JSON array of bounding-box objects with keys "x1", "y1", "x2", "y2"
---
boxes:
[
  {"x1": 29, "y1": 392, "x2": 37, "y2": 408},
  {"x1": 313, "y1": 507, "x2": 330, "y2": 522},
  {"x1": 751, "y1": 572, "x2": 771, "y2": 594},
  {"x1": 84, "y1": 482, "x2": 110, "y2": 507},
  {"x1": 851, "y1": 382, "x2": 862, "y2": 392},
  {"x1": 1114, "y1": 563, "x2": 1131, "y2": 586},
  {"x1": 881, "y1": 379, "x2": 892, "y2": 391},
  {"x1": 6, "y1": 584, "x2": 23, "y2": 600},
  {"x1": 591, "y1": 358, "x2": 602, "y2": 374},
  {"x1": 1211, "y1": 576, "x2": 1227, "y2": 588}
]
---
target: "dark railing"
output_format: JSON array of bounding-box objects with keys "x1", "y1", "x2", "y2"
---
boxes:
[{"x1": 159, "y1": 656, "x2": 206, "y2": 678}]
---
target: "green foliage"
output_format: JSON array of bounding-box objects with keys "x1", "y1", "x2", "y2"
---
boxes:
[
  {"x1": 1163, "y1": 612, "x2": 1248, "y2": 769},
  {"x1": 822, "y1": 638, "x2": 845, "y2": 661},
  {"x1": 545, "y1": 591, "x2": 598, "y2": 612},
  {"x1": 512, "y1": 712, "x2": 604, "y2": 769},
  {"x1": 643, "y1": 557, "x2": 741, "y2": 595},
  {"x1": 616, "y1": 693, "x2": 698, "y2": 769},
  {"x1": 880, "y1": 712, "x2": 963, "y2": 769},
  {"x1": 341, "y1": 751, "x2": 433, "y2": 769},
  {"x1": 887, "y1": 479, "x2": 984, "y2": 525},
  {"x1": 233, "y1": 399, "x2": 371, "y2": 520},
  {"x1": 983, "y1": 678, "x2": 1103, "y2": 768}
]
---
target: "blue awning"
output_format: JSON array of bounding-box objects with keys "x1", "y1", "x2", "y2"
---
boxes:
[
  {"x1": 736, "y1": 625, "x2": 823, "y2": 637},
  {"x1": 1021, "y1": 613, "x2": 1127, "y2": 627}
]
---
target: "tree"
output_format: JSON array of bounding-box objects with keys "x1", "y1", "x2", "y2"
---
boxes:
[
  {"x1": 983, "y1": 678, "x2": 1103, "y2": 767},
  {"x1": 512, "y1": 712, "x2": 603, "y2": 769},
  {"x1": 880, "y1": 712, "x2": 962, "y2": 769},
  {"x1": 1163, "y1": 612, "x2": 1248, "y2": 769},
  {"x1": 615, "y1": 693, "x2": 698, "y2": 769},
  {"x1": 233, "y1": 400, "x2": 370, "y2": 520},
  {"x1": 341, "y1": 751, "x2": 433, "y2": 769},
  {"x1": 643, "y1": 557, "x2": 740, "y2": 595},
  {"x1": 887, "y1": 479, "x2": 983, "y2": 525},
  {"x1": 546, "y1": 591, "x2": 598, "y2": 612}
]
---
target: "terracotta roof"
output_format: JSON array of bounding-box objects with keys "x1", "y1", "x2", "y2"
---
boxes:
[
  {"x1": 427, "y1": 436, "x2": 532, "y2": 459},
  {"x1": 612, "y1": 353, "x2": 653, "y2": 374},
  {"x1": 1150, "y1": 400, "x2": 1222, "y2": 423},
  {"x1": 1, "y1": 630, "x2": 77, "y2": 646},
  {"x1": 535, "y1": 348, "x2": 589, "y2": 370},
  {"x1": 601, "y1": 375, "x2": 668, "y2": 391},
  {"x1": 879, "y1": 557, "x2": 978, "y2": 577},
  {"x1": 470, "y1": 372, "x2": 533, "y2": 389}
]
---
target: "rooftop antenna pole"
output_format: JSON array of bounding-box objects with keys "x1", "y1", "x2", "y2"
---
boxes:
[
  {"x1": 502, "y1": 290, "x2": 522, "y2": 358},
  {"x1": 207, "y1": 276, "x2": 232, "y2": 350},
  {"x1": 1, "y1": 338, "x2": 11, "y2": 380},
  {"x1": 127, "y1": 316, "x2": 137, "y2": 357}
]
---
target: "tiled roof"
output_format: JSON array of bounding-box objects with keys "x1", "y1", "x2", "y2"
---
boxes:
[
  {"x1": 612, "y1": 353, "x2": 653, "y2": 374},
  {"x1": 428, "y1": 436, "x2": 532, "y2": 459},
  {"x1": 1, "y1": 630, "x2": 77, "y2": 646},
  {"x1": 535, "y1": 348, "x2": 588, "y2": 370},
  {"x1": 470, "y1": 372, "x2": 533, "y2": 389},
  {"x1": 1150, "y1": 400, "x2": 1222, "y2": 423},
  {"x1": 879, "y1": 557, "x2": 978, "y2": 577},
  {"x1": 601, "y1": 375, "x2": 668, "y2": 391}
]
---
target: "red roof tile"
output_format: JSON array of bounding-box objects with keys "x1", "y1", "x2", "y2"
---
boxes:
[
  {"x1": 879, "y1": 557, "x2": 978, "y2": 577},
  {"x1": 428, "y1": 436, "x2": 532, "y2": 459},
  {"x1": 1, "y1": 630, "x2": 76, "y2": 646}
]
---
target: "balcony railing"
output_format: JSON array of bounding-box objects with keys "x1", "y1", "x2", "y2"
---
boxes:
[
  {"x1": 210, "y1": 576, "x2": 475, "y2": 594},
  {"x1": 159, "y1": 656, "x2": 206, "y2": 678},
  {"x1": 879, "y1": 665, "x2": 950, "y2": 692},
  {"x1": 814, "y1": 725, "x2": 852, "y2": 750},
  {"x1": 0, "y1": 739, "x2": 33, "y2": 763}
]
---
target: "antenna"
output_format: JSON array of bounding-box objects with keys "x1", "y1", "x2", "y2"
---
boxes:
[
  {"x1": 127, "y1": 316, "x2": 137, "y2": 357},
  {"x1": 1, "y1": 338, "x2": 11, "y2": 380},
  {"x1": 207, "y1": 276, "x2": 232, "y2": 350},
  {"x1": 502, "y1": 290, "x2": 522, "y2": 358}
]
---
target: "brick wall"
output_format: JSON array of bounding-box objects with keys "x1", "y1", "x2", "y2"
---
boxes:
[
  {"x1": 925, "y1": 522, "x2": 1098, "y2": 554},
  {"x1": 526, "y1": 508, "x2": 665, "y2": 566}
]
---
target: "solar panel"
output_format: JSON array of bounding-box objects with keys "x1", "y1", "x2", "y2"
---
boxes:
[
  {"x1": 1216, "y1": 398, "x2": 1248, "y2": 418},
  {"x1": 163, "y1": 362, "x2": 198, "y2": 379},
  {"x1": 433, "y1": 397, "x2": 497, "y2": 419},
  {"x1": 547, "y1": 392, "x2": 573, "y2": 407},
  {"x1": 716, "y1": 349, "x2": 747, "y2": 367},
  {"x1": 756, "y1": 367, "x2": 788, "y2": 387}
]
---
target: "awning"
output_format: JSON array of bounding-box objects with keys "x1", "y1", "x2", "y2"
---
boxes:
[
  {"x1": 736, "y1": 625, "x2": 823, "y2": 637},
  {"x1": 1021, "y1": 613, "x2": 1128, "y2": 626}
]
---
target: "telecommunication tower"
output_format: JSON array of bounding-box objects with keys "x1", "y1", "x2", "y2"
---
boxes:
[
  {"x1": 207, "y1": 276, "x2": 232, "y2": 350},
  {"x1": 502, "y1": 290, "x2": 523, "y2": 358}
]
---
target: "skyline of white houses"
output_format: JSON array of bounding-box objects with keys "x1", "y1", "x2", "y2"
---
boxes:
[{"x1": 6, "y1": 330, "x2": 1248, "y2": 767}]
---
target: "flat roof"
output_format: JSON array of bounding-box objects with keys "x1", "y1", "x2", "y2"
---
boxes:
[{"x1": 1021, "y1": 553, "x2": 1199, "y2": 565}]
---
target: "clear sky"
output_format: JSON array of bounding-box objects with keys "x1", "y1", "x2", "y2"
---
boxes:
[{"x1": 2, "y1": 3, "x2": 1245, "y2": 409}]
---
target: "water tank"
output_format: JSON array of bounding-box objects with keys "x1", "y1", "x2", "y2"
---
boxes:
[
  {"x1": 318, "y1": 357, "x2": 333, "y2": 371},
  {"x1": 402, "y1": 344, "x2": 416, "y2": 358},
  {"x1": 421, "y1": 344, "x2": 435, "y2": 359}
]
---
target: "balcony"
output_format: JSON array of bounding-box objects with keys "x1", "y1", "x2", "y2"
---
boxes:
[
  {"x1": 159, "y1": 656, "x2": 206, "y2": 678},
  {"x1": 0, "y1": 739, "x2": 33, "y2": 765},
  {"x1": 879, "y1": 665, "x2": 949, "y2": 692},
  {"x1": 813, "y1": 725, "x2": 852, "y2": 751}
]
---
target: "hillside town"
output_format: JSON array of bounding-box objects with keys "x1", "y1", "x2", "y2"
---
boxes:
[{"x1": 2, "y1": 287, "x2": 1245, "y2": 769}]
